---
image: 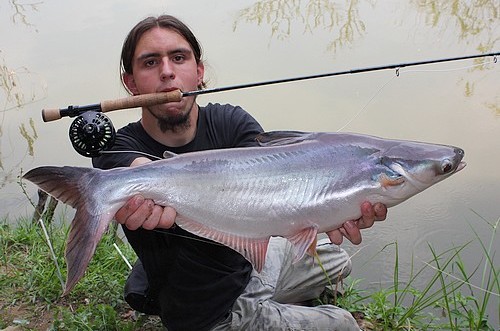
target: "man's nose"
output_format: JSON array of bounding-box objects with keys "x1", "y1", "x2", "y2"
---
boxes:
[{"x1": 160, "y1": 58, "x2": 175, "y2": 81}]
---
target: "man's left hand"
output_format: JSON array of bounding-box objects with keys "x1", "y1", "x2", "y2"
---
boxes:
[{"x1": 326, "y1": 202, "x2": 387, "y2": 245}]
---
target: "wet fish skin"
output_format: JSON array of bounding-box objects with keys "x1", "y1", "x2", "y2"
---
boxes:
[{"x1": 22, "y1": 131, "x2": 466, "y2": 295}]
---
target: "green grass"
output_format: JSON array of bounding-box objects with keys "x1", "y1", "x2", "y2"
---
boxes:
[
  {"x1": 0, "y1": 217, "x2": 162, "y2": 330},
  {"x1": 319, "y1": 215, "x2": 499, "y2": 330},
  {"x1": 1, "y1": 215, "x2": 498, "y2": 330}
]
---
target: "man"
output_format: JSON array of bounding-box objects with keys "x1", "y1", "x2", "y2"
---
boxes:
[{"x1": 93, "y1": 15, "x2": 387, "y2": 331}]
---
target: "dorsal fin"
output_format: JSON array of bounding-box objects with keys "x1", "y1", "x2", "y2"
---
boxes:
[{"x1": 255, "y1": 131, "x2": 317, "y2": 146}]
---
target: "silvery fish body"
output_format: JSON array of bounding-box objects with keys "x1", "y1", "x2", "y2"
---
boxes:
[{"x1": 23, "y1": 131, "x2": 466, "y2": 294}]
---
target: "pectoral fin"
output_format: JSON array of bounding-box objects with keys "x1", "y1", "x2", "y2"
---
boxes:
[
  {"x1": 379, "y1": 173, "x2": 404, "y2": 188},
  {"x1": 285, "y1": 225, "x2": 319, "y2": 263}
]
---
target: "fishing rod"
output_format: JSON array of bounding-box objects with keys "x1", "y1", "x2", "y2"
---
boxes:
[
  {"x1": 41, "y1": 52, "x2": 498, "y2": 157},
  {"x1": 42, "y1": 52, "x2": 498, "y2": 122}
]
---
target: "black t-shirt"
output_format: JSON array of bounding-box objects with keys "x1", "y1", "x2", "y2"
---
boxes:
[{"x1": 93, "y1": 103, "x2": 264, "y2": 331}]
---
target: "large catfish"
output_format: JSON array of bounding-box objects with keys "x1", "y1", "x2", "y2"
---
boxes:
[{"x1": 23, "y1": 131, "x2": 465, "y2": 294}]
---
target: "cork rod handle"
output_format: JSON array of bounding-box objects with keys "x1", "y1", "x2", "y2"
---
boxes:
[
  {"x1": 41, "y1": 90, "x2": 183, "y2": 122},
  {"x1": 100, "y1": 90, "x2": 183, "y2": 112}
]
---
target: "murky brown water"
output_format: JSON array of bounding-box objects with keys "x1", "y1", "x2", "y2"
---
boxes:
[{"x1": 1, "y1": 0, "x2": 499, "y2": 326}]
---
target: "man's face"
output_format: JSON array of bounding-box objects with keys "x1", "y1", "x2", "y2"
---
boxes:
[{"x1": 123, "y1": 27, "x2": 204, "y2": 131}]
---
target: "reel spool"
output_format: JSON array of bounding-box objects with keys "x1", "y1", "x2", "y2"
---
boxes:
[{"x1": 69, "y1": 111, "x2": 116, "y2": 157}]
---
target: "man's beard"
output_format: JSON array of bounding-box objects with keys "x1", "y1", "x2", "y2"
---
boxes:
[{"x1": 148, "y1": 106, "x2": 192, "y2": 133}]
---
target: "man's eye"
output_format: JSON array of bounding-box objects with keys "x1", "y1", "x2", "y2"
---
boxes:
[
  {"x1": 173, "y1": 55, "x2": 185, "y2": 62},
  {"x1": 145, "y1": 59, "x2": 157, "y2": 67}
]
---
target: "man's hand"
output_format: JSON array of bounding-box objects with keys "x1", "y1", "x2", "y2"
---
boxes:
[
  {"x1": 114, "y1": 157, "x2": 176, "y2": 231},
  {"x1": 115, "y1": 195, "x2": 176, "y2": 230},
  {"x1": 326, "y1": 202, "x2": 387, "y2": 245}
]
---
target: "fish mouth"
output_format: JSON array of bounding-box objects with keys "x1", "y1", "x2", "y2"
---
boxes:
[
  {"x1": 445, "y1": 148, "x2": 466, "y2": 174},
  {"x1": 452, "y1": 148, "x2": 466, "y2": 173},
  {"x1": 455, "y1": 161, "x2": 466, "y2": 173}
]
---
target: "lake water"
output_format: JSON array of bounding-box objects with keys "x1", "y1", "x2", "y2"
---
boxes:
[{"x1": 1, "y1": 0, "x2": 499, "y2": 327}]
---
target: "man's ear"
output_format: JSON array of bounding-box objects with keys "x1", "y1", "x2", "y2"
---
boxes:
[
  {"x1": 197, "y1": 62, "x2": 205, "y2": 89},
  {"x1": 123, "y1": 73, "x2": 139, "y2": 95}
]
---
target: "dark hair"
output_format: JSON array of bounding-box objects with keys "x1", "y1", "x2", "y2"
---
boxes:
[{"x1": 120, "y1": 15, "x2": 205, "y2": 90}]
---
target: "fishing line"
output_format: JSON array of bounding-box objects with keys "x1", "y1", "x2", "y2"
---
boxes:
[
  {"x1": 398, "y1": 57, "x2": 497, "y2": 74},
  {"x1": 337, "y1": 56, "x2": 498, "y2": 131},
  {"x1": 98, "y1": 149, "x2": 163, "y2": 161},
  {"x1": 336, "y1": 74, "x2": 398, "y2": 132},
  {"x1": 151, "y1": 228, "x2": 225, "y2": 246},
  {"x1": 98, "y1": 57, "x2": 497, "y2": 246}
]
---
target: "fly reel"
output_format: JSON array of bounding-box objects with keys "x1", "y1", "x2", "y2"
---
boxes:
[{"x1": 69, "y1": 111, "x2": 116, "y2": 157}]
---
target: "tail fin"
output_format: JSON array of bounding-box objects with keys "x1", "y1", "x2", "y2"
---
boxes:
[{"x1": 23, "y1": 166, "x2": 113, "y2": 295}]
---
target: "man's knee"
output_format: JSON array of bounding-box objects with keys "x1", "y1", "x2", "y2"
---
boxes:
[{"x1": 317, "y1": 238, "x2": 352, "y2": 280}]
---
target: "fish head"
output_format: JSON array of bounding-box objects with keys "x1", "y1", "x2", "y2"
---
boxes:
[{"x1": 374, "y1": 140, "x2": 466, "y2": 205}]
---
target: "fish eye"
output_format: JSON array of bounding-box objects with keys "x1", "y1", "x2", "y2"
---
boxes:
[{"x1": 441, "y1": 159, "x2": 453, "y2": 173}]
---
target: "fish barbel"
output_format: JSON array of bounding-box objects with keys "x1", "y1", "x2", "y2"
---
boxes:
[{"x1": 23, "y1": 131, "x2": 466, "y2": 295}]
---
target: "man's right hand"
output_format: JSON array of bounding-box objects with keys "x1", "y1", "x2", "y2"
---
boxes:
[
  {"x1": 115, "y1": 195, "x2": 177, "y2": 230},
  {"x1": 114, "y1": 156, "x2": 177, "y2": 230}
]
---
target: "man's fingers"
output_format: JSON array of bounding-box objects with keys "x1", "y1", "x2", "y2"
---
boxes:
[
  {"x1": 342, "y1": 220, "x2": 362, "y2": 245},
  {"x1": 158, "y1": 206, "x2": 177, "y2": 229},
  {"x1": 142, "y1": 205, "x2": 176, "y2": 230},
  {"x1": 327, "y1": 221, "x2": 362, "y2": 245},
  {"x1": 327, "y1": 229, "x2": 344, "y2": 245},
  {"x1": 373, "y1": 202, "x2": 387, "y2": 221},
  {"x1": 327, "y1": 202, "x2": 387, "y2": 246},
  {"x1": 142, "y1": 205, "x2": 164, "y2": 230},
  {"x1": 358, "y1": 202, "x2": 376, "y2": 229},
  {"x1": 115, "y1": 194, "x2": 176, "y2": 231},
  {"x1": 115, "y1": 195, "x2": 145, "y2": 224},
  {"x1": 124, "y1": 199, "x2": 154, "y2": 230}
]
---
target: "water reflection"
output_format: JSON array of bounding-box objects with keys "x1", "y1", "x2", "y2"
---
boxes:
[
  {"x1": 7, "y1": 0, "x2": 42, "y2": 30},
  {"x1": 234, "y1": 0, "x2": 367, "y2": 53},
  {"x1": 233, "y1": 0, "x2": 498, "y2": 115},
  {"x1": 411, "y1": 0, "x2": 499, "y2": 50},
  {"x1": 411, "y1": 0, "x2": 499, "y2": 104},
  {"x1": 235, "y1": 0, "x2": 498, "y2": 52},
  {"x1": 0, "y1": 1, "x2": 43, "y2": 189}
]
